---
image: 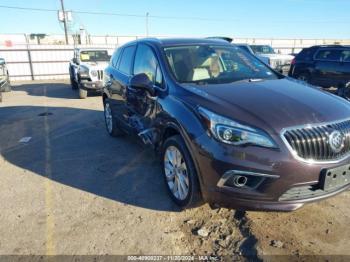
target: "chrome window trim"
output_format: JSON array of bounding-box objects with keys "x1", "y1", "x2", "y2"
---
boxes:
[{"x1": 280, "y1": 117, "x2": 350, "y2": 164}]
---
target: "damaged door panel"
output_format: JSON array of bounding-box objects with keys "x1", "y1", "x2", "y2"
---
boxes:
[{"x1": 125, "y1": 43, "x2": 165, "y2": 147}]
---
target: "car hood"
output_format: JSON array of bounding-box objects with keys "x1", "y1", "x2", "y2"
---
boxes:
[
  {"x1": 258, "y1": 53, "x2": 294, "y2": 61},
  {"x1": 182, "y1": 78, "x2": 350, "y2": 134},
  {"x1": 80, "y1": 61, "x2": 109, "y2": 70}
]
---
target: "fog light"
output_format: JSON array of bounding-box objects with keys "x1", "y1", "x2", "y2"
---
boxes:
[{"x1": 232, "y1": 175, "x2": 248, "y2": 187}]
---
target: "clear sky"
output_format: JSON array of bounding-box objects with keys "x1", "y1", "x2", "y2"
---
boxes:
[{"x1": 0, "y1": 0, "x2": 349, "y2": 38}]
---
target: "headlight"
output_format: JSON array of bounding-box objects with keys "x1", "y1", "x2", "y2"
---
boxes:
[
  {"x1": 198, "y1": 107, "x2": 277, "y2": 148},
  {"x1": 79, "y1": 67, "x2": 89, "y2": 78},
  {"x1": 90, "y1": 70, "x2": 98, "y2": 77}
]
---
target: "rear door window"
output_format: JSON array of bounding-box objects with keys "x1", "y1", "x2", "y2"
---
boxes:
[
  {"x1": 118, "y1": 45, "x2": 136, "y2": 75},
  {"x1": 111, "y1": 48, "x2": 122, "y2": 68},
  {"x1": 315, "y1": 49, "x2": 342, "y2": 62}
]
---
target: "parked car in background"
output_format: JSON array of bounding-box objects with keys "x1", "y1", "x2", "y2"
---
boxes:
[
  {"x1": 69, "y1": 48, "x2": 110, "y2": 98},
  {"x1": 250, "y1": 45, "x2": 294, "y2": 73},
  {"x1": 235, "y1": 43, "x2": 270, "y2": 65},
  {"x1": 0, "y1": 58, "x2": 11, "y2": 102},
  {"x1": 289, "y1": 45, "x2": 350, "y2": 98},
  {"x1": 102, "y1": 38, "x2": 350, "y2": 211}
]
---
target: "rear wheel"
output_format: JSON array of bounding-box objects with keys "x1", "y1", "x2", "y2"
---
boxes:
[
  {"x1": 297, "y1": 73, "x2": 310, "y2": 83},
  {"x1": 337, "y1": 82, "x2": 350, "y2": 100},
  {"x1": 103, "y1": 100, "x2": 123, "y2": 137},
  {"x1": 162, "y1": 135, "x2": 202, "y2": 209}
]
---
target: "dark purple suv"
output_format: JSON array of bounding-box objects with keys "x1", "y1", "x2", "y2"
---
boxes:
[{"x1": 103, "y1": 38, "x2": 350, "y2": 211}]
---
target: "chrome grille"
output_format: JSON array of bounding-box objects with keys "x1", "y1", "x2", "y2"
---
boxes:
[
  {"x1": 97, "y1": 70, "x2": 103, "y2": 80},
  {"x1": 282, "y1": 119, "x2": 350, "y2": 162}
]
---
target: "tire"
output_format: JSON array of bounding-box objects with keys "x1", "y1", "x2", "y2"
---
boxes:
[
  {"x1": 79, "y1": 88, "x2": 87, "y2": 99},
  {"x1": 297, "y1": 73, "x2": 310, "y2": 83},
  {"x1": 337, "y1": 82, "x2": 350, "y2": 100},
  {"x1": 2, "y1": 84, "x2": 11, "y2": 92},
  {"x1": 103, "y1": 100, "x2": 123, "y2": 137},
  {"x1": 161, "y1": 135, "x2": 202, "y2": 209}
]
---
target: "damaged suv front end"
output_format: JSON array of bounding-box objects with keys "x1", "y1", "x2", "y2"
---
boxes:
[{"x1": 103, "y1": 38, "x2": 350, "y2": 211}]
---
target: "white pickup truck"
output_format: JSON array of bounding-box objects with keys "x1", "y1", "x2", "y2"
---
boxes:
[
  {"x1": 0, "y1": 58, "x2": 11, "y2": 102},
  {"x1": 250, "y1": 45, "x2": 294, "y2": 74},
  {"x1": 69, "y1": 48, "x2": 110, "y2": 98}
]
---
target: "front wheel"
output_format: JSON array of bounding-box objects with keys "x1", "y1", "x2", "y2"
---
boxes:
[
  {"x1": 79, "y1": 88, "x2": 87, "y2": 99},
  {"x1": 2, "y1": 84, "x2": 11, "y2": 92},
  {"x1": 161, "y1": 135, "x2": 202, "y2": 209}
]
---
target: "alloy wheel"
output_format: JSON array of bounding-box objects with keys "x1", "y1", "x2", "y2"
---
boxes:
[
  {"x1": 164, "y1": 146, "x2": 190, "y2": 200},
  {"x1": 104, "y1": 103, "x2": 113, "y2": 134}
]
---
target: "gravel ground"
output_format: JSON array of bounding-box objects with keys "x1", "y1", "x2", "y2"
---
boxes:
[{"x1": 0, "y1": 81, "x2": 349, "y2": 259}]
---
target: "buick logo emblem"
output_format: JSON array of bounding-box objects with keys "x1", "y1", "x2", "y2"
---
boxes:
[{"x1": 329, "y1": 130, "x2": 345, "y2": 153}]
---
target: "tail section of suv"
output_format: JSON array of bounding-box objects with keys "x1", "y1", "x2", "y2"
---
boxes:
[
  {"x1": 103, "y1": 38, "x2": 350, "y2": 211},
  {"x1": 289, "y1": 45, "x2": 350, "y2": 95}
]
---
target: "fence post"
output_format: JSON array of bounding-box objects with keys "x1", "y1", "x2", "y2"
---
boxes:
[
  {"x1": 25, "y1": 35, "x2": 34, "y2": 80},
  {"x1": 27, "y1": 48, "x2": 34, "y2": 80}
]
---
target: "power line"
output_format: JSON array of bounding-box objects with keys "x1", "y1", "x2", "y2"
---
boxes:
[{"x1": 0, "y1": 4, "x2": 348, "y2": 24}]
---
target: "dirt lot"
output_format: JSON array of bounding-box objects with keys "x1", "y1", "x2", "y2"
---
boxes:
[{"x1": 0, "y1": 81, "x2": 349, "y2": 258}]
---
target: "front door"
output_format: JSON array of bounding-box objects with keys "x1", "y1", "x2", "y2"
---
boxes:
[{"x1": 126, "y1": 43, "x2": 163, "y2": 133}]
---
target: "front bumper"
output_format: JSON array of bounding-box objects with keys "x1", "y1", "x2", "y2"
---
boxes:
[
  {"x1": 80, "y1": 80, "x2": 104, "y2": 91},
  {"x1": 190, "y1": 133, "x2": 350, "y2": 211}
]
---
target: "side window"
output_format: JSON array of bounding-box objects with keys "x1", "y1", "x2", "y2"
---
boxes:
[
  {"x1": 134, "y1": 44, "x2": 163, "y2": 87},
  {"x1": 296, "y1": 48, "x2": 313, "y2": 61},
  {"x1": 118, "y1": 45, "x2": 136, "y2": 75},
  {"x1": 341, "y1": 50, "x2": 350, "y2": 62},
  {"x1": 315, "y1": 49, "x2": 341, "y2": 61},
  {"x1": 111, "y1": 48, "x2": 121, "y2": 68}
]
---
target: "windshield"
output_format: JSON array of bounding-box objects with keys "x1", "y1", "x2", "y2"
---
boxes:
[
  {"x1": 250, "y1": 45, "x2": 275, "y2": 54},
  {"x1": 164, "y1": 45, "x2": 278, "y2": 84},
  {"x1": 80, "y1": 50, "x2": 109, "y2": 62}
]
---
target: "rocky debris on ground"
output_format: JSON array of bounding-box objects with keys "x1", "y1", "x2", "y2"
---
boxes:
[
  {"x1": 179, "y1": 206, "x2": 251, "y2": 257},
  {"x1": 270, "y1": 240, "x2": 284, "y2": 248}
]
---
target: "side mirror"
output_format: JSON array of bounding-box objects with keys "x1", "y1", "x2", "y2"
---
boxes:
[
  {"x1": 0, "y1": 58, "x2": 5, "y2": 65},
  {"x1": 72, "y1": 58, "x2": 79, "y2": 64},
  {"x1": 130, "y1": 73, "x2": 156, "y2": 96}
]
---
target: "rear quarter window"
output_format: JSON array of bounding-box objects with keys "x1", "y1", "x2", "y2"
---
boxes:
[
  {"x1": 296, "y1": 48, "x2": 314, "y2": 61},
  {"x1": 111, "y1": 48, "x2": 121, "y2": 68}
]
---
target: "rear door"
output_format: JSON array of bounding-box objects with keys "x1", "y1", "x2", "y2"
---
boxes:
[
  {"x1": 106, "y1": 45, "x2": 136, "y2": 130},
  {"x1": 313, "y1": 49, "x2": 342, "y2": 87}
]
